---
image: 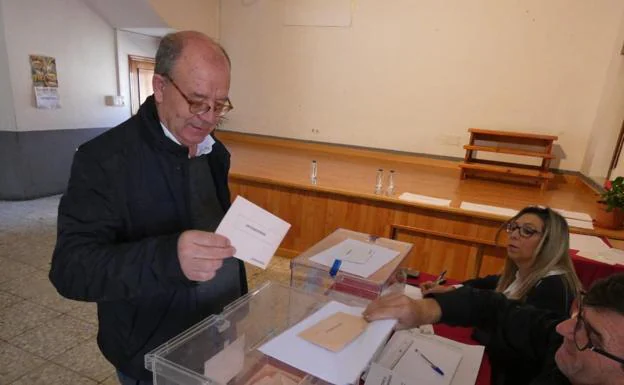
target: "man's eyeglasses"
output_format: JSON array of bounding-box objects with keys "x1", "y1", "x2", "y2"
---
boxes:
[
  {"x1": 505, "y1": 222, "x2": 542, "y2": 238},
  {"x1": 163, "y1": 74, "x2": 233, "y2": 117},
  {"x1": 573, "y1": 293, "x2": 624, "y2": 365}
]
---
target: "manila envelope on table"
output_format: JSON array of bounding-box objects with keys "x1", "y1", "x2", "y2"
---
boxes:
[{"x1": 297, "y1": 312, "x2": 368, "y2": 352}]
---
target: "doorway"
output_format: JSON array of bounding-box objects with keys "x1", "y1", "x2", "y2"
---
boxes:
[{"x1": 128, "y1": 55, "x2": 155, "y2": 115}]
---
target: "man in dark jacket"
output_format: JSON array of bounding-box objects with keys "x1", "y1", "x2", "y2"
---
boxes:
[
  {"x1": 50, "y1": 31, "x2": 247, "y2": 385},
  {"x1": 364, "y1": 273, "x2": 624, "y2": 385}
]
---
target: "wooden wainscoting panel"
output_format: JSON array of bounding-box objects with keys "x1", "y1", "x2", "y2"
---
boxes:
[
  {"x1": 478, "y1": 245, "x2": 508, "y2": 277},
  {"x1": 230, "y1": 181, "x2": 330, "y2": 252},
  {"x1": 393, "y1": 229, "x2": 479, "y2": 281},
  {"x1": 231, "y1": 177, "x2": 512, "y2": 278},
  {"x1": 389, "y1": 224, "x2": 508, "y2": 281}
]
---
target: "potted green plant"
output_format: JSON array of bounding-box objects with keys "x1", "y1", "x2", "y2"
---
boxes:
[{"x1": 594, "y1": 176, "x2": 624, "y2": 229}]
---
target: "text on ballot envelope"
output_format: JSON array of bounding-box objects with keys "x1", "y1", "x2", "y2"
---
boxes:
[{"x1": 216, "y1": 196, "x2": 291, "y2": 269}]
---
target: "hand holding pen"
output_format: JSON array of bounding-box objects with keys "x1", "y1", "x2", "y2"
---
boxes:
[
  {"x1": 422, "y1": 270, "x2": 455, "y2": 296},
  {"x1": 434, "y1": 270, "x2": 447, "y2": 285}
]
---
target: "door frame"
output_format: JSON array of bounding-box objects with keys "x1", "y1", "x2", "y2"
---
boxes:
[
  {"x1": 128, "y1": 55, "x2": 155, "y2": 115},
  {"x1": 607, "y1": 119, "x2": 624, "y2": 181}
]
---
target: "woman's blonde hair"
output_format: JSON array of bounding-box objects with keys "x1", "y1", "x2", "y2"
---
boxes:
[{"x1": 495, "y1": 206, "x2": 583, "y2": 300}]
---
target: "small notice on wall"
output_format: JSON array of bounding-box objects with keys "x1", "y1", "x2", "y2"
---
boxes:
[
  {"x1": 29, "y1": 54, "x2": 60, "y2": 109},
  {"x1": 34, "y1": 87, "x2": 61, "y2": 109}
]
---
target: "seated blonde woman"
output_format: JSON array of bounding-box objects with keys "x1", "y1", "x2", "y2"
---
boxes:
[
  {"x1": 421, "y1": 206, "x2": 583, "y2": 385},
  {"x1": 423, "y1": 206, "x2": 582, "y2": 315}
]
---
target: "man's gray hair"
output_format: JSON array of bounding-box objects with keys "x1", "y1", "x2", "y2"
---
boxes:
[
  {"x1": 154, "y1": 32, "x2": 231, "y2": 77},
  {"x1": 154, "y1": 33, "x2": 183, "y2": 76}
]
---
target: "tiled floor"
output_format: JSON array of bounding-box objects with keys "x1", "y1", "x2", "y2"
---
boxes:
[{"x1": 0, "y1": 196, "x2": 291, "y2": 385}]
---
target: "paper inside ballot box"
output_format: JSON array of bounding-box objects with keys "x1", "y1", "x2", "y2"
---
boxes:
[
  {"x1": 297, "y1": 311, "x2": 368, "y2": 352},
  {"x1": 242, "y1": 361, "x2": 303, "y2": 385}
]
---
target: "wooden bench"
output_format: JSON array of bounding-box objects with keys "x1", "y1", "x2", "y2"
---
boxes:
[{"x1": 459, "y1": 128, "x2": 558, "y2": 190}]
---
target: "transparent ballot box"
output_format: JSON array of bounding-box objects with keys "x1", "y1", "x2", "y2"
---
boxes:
[
  {"x1": 145, "y1": 282, "x2": 378, "y2": 385},
  {"x1": 290, "y1": 229, "x2": 412, "y2": 300}
]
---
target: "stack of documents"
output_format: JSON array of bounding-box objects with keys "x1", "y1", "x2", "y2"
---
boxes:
[
  {"x1": 569, "y1": 234, "x2": 624, "y2": 265},
  {"x1": 554, "y1": 208, "x2": 594, "y2": 230},
  {"x1": 577, "y1": 248, "x2": 624, "y2": 266},
  {"x1": 309, "y1": 239, "x2": 400, "y2": 278},
  {"x1": 569, "y1": 233, "x2": 610, "y2": 253},
  {"x1": 259, "y1": 301, "x2": 397, "y2": 385},
  {"x1": 398, "y1": 193, "x2": 452, "y2": 207},
  {"x1": 459, "y1": 202, "x2": 517, "y2": 218}
]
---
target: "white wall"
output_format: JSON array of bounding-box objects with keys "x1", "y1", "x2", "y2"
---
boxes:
[
  {"x1": 581, "y1": 14, "x2": 624, "y2": 183},
  {"x1": 2, "y1": 0, "x2": 128, "y2": 131},
  {"x1": 220, "y1": 0, "x2": 624, "y2": 171},
  {"x1": 116, "y1": 29, "x2": 160, "y2": 116},
  {"x1": 149, "y1": 0, "x2": 219, "y2": 39},
  {"x1": 0, "y1": 2, "x2": 16, "y2": 132}
]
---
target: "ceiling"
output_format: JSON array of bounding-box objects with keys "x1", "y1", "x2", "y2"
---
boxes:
[{"x1": 81, "y1": 0, "x2": 173, "y2": 36}]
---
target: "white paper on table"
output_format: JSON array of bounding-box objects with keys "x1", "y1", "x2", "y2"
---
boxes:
[
  {"x1": 569, "y1": 234, "x2": 610, "y2": 253},
  {"x1": 427, "y1": 335, "x2": 484, "y2": 385},
  {"x1": 600, "y1": 248, "x2": 624, "y2": 265},
  {"x1": 576, "y1": 251, "x2": 617, "y2": 265},
  {"x1": 378, "y1": 332, "x2": 483, "y2": 385},
  {"x1": 407, "y1": 324, "x2": 436, "y2": 336},
  {"x1": 203, "y1": 335, "x2": 245, "y2": 383},
  {"x1": 577, "y1": 248, "x2": 624, "y2": 266},
  {"x1": 565, "y1": 218, "x2": 594, "y2": 230},
  {"x1": 364, "y1": 362, "x2": 412, "y2": 385},
  {"x1": 309, "y1": 239, "x2": 400, "y2": 278},
  {"x1": 393, "y1": 336, "x2": 462, "y2": 385},
  {"x1": 404, "y1": 284, "x2": 423, "y2": 300},
  {"x1": 216, "y1": 196, "x2": 291, "y2": 269},
  {"x1": 259, "y1": 301, "x2": 397, "y2": 385},
  {"x1": 554, "y1": 208, "x2": 593, "y2": 222},
  {"x1": 399, "y1": 193, "x2": 451, "y2": 207},
  {"x1": 459, "y1": 202, "x2": 518, "y2": 218}
]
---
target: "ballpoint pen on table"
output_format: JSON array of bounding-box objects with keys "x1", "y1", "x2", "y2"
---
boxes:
[{"x1": 415, "y1": 348, "x2": 445, "y2": 376}]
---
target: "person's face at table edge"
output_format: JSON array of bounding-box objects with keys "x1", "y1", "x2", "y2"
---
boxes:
[{"x1": 555, "y1": 302, "x2": 624, "y2": 384}]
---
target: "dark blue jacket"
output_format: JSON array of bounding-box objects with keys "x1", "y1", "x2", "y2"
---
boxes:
[{"x1": 50, "y1": 95, "x2": 247, "y2": 380}]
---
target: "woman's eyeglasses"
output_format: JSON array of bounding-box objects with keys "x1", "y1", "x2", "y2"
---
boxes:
[{"x1": 505, "y1": 222, "x2": 542, "y2": 238}]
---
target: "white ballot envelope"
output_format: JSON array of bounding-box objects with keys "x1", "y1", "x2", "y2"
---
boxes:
[{"x1": 216, "y1": 196, "x2": 291, "y2": 269}]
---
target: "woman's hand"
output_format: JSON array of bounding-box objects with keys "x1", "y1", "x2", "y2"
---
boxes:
[
  {"x1": 421, "y1": 281, "x2": 456, "y2": 296},
  {"x1": 363, "y1": 293, "x2": 442, "y2": 329}
]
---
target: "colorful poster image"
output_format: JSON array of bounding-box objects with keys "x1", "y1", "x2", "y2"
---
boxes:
[{"x1": 29, "y1": 54, "x2": 58, "y2": 87}]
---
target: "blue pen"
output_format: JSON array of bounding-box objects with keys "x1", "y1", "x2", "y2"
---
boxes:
[
  {"x1": 415, "y1": 349, "x2": 445, "y2": 376},
  {"x1": 329, "y1": 259, "x2": 342, "y2": 277}
]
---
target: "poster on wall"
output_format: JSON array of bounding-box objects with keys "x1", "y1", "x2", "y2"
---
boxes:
[
  {"x1": 34, "y1": 87, "x2": 61, "y2": 109},
  {"x1": 29, "y1": 54, "x2": 60, "y2": 109}
]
